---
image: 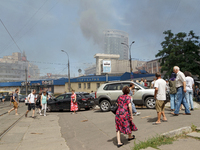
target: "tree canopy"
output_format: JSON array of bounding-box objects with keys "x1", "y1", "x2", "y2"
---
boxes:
[{"x1": 155, "y1": 30, "x2": 200, "y2": 78}]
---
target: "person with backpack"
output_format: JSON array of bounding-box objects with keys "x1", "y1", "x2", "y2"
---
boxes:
[
  {"x1": 25, "y1": 89, "x2": 36, "y2": 118},
  {"x1": 41, "y1": 91, "x2": 48, "y2": 116},
  {"x1": 169, "y1": 73, "x2": 177, "y2": 111},
  {"x1": 36, "y1": 92, "x2": 42, "y2": 115},
  {"x1": 8, "y1": 89, "x2": 19, "y2": 115}
]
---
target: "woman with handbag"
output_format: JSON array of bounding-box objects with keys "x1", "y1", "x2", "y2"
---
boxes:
[
  {"x1": 70, "y1": 90, "x2": 78, "y2": 114},
  {"x1": 115, "y1": 86, "x2": 138, "y2": 148}
]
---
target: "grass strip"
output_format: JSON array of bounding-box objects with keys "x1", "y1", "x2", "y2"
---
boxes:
[{"x1": 132, "y1": 135, "x2": 175, "y2": 150}]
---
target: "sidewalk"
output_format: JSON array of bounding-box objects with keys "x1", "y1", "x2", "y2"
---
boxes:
[{"x1": 0, "y1": 112, "x2": 69, "y2": 150}]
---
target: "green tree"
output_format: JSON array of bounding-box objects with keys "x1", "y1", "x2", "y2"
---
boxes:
[{"x1": 156, "y1": 30, "x2": 200, "y2": 78}]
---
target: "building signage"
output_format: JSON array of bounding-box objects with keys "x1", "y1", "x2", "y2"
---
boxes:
[
  {"x1": 42, "y1": 80, "x2": 53, "y2": 85},
  {"x1": 21, "y1": 81, "x2": 30, "y2": 86},
  {"x1": 103, "y1": 60, "x2": 111, "y2": 73}
]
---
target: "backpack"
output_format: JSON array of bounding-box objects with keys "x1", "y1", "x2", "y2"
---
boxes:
[{"x1": 169, "y1": 80, "x2": 177, "y2": 94}]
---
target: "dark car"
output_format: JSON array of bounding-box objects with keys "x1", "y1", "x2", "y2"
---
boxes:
[
  {"x1": 19, "y1": 95, "x2": 27, "y2": 103},
  {"x1": 47, "y1": 92, "x2": 95, "y2": 112}
]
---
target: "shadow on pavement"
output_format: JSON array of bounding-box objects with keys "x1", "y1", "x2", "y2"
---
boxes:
[
  {"x1": 107, "y1": 134, "x2": 130, "y2": 147},
  {"x1": 147, "y1": 117, "x2": 158, "y2": 122}
]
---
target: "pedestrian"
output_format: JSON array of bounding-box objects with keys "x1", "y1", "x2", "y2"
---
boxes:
[
  {"x1": 153, "y1": 72, "x2": 167, "y2": 125},
  {"x1": 36, "y1": 92, "x2": 42, "y2": 115},
  {"x1": 8, "y1": 89, "x2": 19, "y2": 115},
  {"x1": 169, "y1": 73, "x2": 177, "y2": 111},
  {"x1": 195, "y1": 85, "x2": 200, "y2": 102},
  {"x1": 115, "y1": 86, "x2": 138, "y2": 148},
  {"x1": 25, "y1": 89, "x2": 36, "y2": 118},
  {"x1": 166, "y1": 79, "x2": 170, "y2": 93},
  {"x1": 41, "y1": 91, "x2": 48, "y2": 116},
  {"x1": 129, "y1": 83, "x2": 141, "y2": 116},
  {"x1": 171, "y1": 66, "x2": 191, "y2": 116},
  {"x1": 151, "y1": 78, "x2": 156, "y2": 88},
  {"x1": 184, "y1": 71, "x2": 194, "y2": 111},
  {"x1": 70, "y1": 90, "x2": 78, "y2": 114},
  {"x1": 2, "y1": 94, "x2": 5, "y2": 104},
  {"x1": 144, "y1": 79, "x2": 148, "y2": 87},
  {"x1": 140, "y1": 78, "x2": 144, "y2": 86}
]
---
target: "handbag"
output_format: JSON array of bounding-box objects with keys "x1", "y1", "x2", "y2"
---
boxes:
[
  {"x1": 72, "y1": 98, "x2": 76, "y2": 103},
  {"x1": 110, "y1": 103, "x2": 118, "y2": 114}
]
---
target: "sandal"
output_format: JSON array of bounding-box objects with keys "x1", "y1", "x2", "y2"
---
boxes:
[{"x1": 128, "y1": 135, "x2": 135, "y2": 141}]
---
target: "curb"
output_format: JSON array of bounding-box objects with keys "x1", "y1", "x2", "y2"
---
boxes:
[{"x1": 161, "y1": 126, "x2": 192, "y2": 137}]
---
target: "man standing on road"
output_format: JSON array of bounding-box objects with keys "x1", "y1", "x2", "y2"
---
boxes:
[
  {"x1": 25, "y1": 89, "x2": 36, "y2": 118},
  {"x1": 153, "y1": 72, "x2": 167, "y2": 125},
  {"x1": 8, "y1": 89, "x2": 19, "y2": 115},
  {"x1": 171, "y1": 66, "x2": 191, "y2": 116}
]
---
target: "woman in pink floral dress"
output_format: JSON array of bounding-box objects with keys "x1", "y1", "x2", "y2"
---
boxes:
[
  {"x1": 115, "y1": 86, "x2": 138, "y2": 148},
  {"x1": 70, "y1": 90, "x2": 78, "y2": 114}
]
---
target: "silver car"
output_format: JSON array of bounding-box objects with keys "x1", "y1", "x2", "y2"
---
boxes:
[{"x1": 94, "y1": 81, "x2": 157, "y2": 112}]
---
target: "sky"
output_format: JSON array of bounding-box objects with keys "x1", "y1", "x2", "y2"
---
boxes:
[{"x1": 0, "y1": 0, "x2": 200, "y2": 77}]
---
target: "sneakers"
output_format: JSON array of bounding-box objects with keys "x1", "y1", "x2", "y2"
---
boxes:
[
  {"x1": 133, "y1": 112, "x2": 141, "y2": 116},
  {"x1": 40, "y1": 113, "x2": 42, "y2": 116},
  {"x1": 44, "y1": 114, "x2": 46, "y2": 116}
]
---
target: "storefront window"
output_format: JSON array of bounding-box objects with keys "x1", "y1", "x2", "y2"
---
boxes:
[
  {"x1": 84, "y1": 83, "x2": 86, "y2": 89},
  {"x1": 87, "y1": 83, "x2": 90, "y2": 89},
  {"x1": 78, "y1": 83, "x2": 81, "y2": 89},
  {"x1": 97, "y1": 83, "x2": 100, "y2": 89}
]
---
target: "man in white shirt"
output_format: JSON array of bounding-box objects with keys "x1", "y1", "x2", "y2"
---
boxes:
[
  {"x1": 25, "y1": 89, "x2": 36, "y2": 118},
  {"x1": 153, "y1": 72, "x2": 167, "y2": 125},
  {"x1": 172, "y1": 66, "x2": 191, "y2": 115},
  {"x1": 185, "y1": 71, "x2": 194, "y2": 110}
]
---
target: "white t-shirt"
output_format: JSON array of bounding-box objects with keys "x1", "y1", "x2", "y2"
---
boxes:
[
  {"x1": 28, "y1": 93, "x2": 36, "y2": 103},
  {"x1": 186, "y1": 76, "x2": 194, "y2": 90},
  {"x1": 154, "y1": 79, "x2": 166, "y2": 100}
]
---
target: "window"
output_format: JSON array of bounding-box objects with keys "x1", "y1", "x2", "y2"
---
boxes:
[
  {"x1": 56, "y1": 95, "x2": 65, "y2": 100},
  {"x1": 65, "y1": 94, "x2": 71, "y2": 98},
  {"x1": 78, "y1": 83, "x2": 81, "y2": 89},
  {"x1": 121, "y1": 82, "x2": 131, "y2": 89},
  {"x1": 104, "y1": 83, "x2": 121, "y2": 90},
  {"x1": 87, "y1": 83, "x2": 91, "y2": 89},
  {"x1": 97, "y1": 83, "x2": 100, "y2": 89},
  {"x1": 84, "y1": 83, "x2": 86, "y2": 89}
]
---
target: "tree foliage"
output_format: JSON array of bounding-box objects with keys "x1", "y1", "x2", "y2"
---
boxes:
[{"x1": 156, "y1": 30, "x2": 200, "y2": 78}]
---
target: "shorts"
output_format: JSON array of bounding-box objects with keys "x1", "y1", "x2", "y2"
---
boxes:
[
  {"x1": 155, "y1": 100, "x2": 165, "y2": 112},
  {"x1": 13, "y1": 102, "x2": 18, "y2": 109},
  {"x1": 36, "y1": 104, "x2": 42, "y2": 109},
  {"x1": 28, "y1": 103, "x2": 35, "y2": 111}
]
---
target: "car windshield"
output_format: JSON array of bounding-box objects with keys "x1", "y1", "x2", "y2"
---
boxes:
[
  {"x1": 83, "y1": 93, "x2": 91, "y2": 98},
  {"x1": 135, "y1": 82, "x2": 149, "y2": 89}
]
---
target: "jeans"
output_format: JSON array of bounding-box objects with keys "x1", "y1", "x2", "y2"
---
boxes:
[
  {"x1": 131, "y1": 101, "x2": 137, "y2": 113},
  {"x1": 42, "y1": 103, "x2": 47, "y2": 115},
  {"x1": 174, "y1": 86, "x2": 190, "y2": 114},
  {"x1": 170, "y1": 94, "x2": 177, "y2": 110},
  {"x1": 185, "y1": 90, "x2": 194, "y2": 109}
]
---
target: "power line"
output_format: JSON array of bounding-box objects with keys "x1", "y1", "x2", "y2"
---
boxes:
[{"x1": 0, "y1": 19, "x2": 23, "y2": 53}]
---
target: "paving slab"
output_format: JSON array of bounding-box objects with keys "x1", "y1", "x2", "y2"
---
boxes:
[{"x1": 187, "y1": 132, "x2": 200, "y2": 138}]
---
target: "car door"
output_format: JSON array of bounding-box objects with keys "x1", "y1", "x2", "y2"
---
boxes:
[
  {"x1": 63, "y1": 94, "x2": 71, "y2": 110},
  {"x1": 54, "y1": 95, "x2": 65, "y2": 110},
  {"x1": 132, "y1": 84, "x2": 144, "y2": 103},
  {"x1": 105, "y1": 83, "x2": 122, "y2": 100}
]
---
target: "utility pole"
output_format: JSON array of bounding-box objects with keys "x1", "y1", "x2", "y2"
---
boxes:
[{"x1": 25, "y1": 67, "x2": 28, "y2": 95}]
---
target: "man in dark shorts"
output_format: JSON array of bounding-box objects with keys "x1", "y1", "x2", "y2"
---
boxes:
[
  {"x1": 25, "y1": 89, "x2": 36, "y2": 118},
  {"x1": 153, "y1": 72, "x2": 167, "y2": 125},
  {"x1": 8, "y1": 89, "x2": 19, "y2": 115}
]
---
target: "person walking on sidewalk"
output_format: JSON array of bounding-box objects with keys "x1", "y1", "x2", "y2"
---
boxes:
[
  {"x1": 129, "y1": 83, "x2": 141, "y2": 116},
  {"x1": 115, "y1": 86, "x2": 138, "y2": 148},
  {"x1": 184, "y1": 71, "x2": 194, "y2": 111},
  {"x1": 36, "y1": 92, "x2": 42, "y2": 115},
  {"x1": 25, "y1": 89, "x2": 36, "y2": 118},
  {"x1": 8, "y1": 89, "x2": 19, "y2": 115},
  {"x1": 169, "y1": 73, "x2": 177, "y2": 111},
  {"x1": 70, "y1": 90, "x2": 78, "y2": 114},
  {"x1": 171, "y1": 66, "x2": 191, "y2": 116},
  {"x1": 153, "y1": 72, "x2": 167, "y2": 125},
  {"x1": 41, "y1": 91, "x2": 48, "y2": 116}
]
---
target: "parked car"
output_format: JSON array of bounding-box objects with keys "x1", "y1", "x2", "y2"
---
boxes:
[
  {"x1": 94, "y1": 81, "x2": 170, "y2": 112},
  {"x1": 47, "y1": 92, "x2": 95, "y2": 112},
  {"x1": 19, "y1": 95, "x2": 27, "y2": 103}
]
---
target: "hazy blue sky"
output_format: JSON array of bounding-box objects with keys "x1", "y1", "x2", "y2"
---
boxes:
[{"x1": 1, "y1": 0, "x2": 200, "y2": 77}]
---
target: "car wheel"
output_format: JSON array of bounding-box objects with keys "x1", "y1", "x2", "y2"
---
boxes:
[
  {"x1": 145, "y1": 97, "x2": 156, "y2": 109},
  {"x1": 100, "y1": 100, "x2": 111, "y2": 112},
  {"x1": 47, "y1": 105, "x2": 52, "y2": 112}
]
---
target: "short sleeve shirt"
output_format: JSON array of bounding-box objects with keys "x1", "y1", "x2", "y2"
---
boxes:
[
  {"x1": 154, "y1": 79, "x2": 166, "y2": 100},
  {"x1": 28, "y1": 93, "x2": 36, "y2": 103},
  {"x1": 13, "y1": 93, "x2": 18, "y2": 102},
  {"x1": 186, "y1": 76, "x2": 194, "y2": 90},
  {"x1": 176, "y1": 71, "x2": 186, "y2": 88}
]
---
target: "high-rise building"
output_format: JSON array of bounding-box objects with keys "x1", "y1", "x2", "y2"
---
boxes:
[{"x1": 103, "y1": 29, "x2": 129, "y2": 60}]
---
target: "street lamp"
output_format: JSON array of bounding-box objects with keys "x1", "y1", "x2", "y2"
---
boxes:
[
  {"x1": 61, "y1": 50, "x2": 71, "y2": 92},
  {"x1": 121, "y1": 41, "x2": 135, "y2": 79}
]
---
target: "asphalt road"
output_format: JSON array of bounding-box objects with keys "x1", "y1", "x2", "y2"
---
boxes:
[{"x1": 58, "y1": 106, "x2": 200, "y2": 150}]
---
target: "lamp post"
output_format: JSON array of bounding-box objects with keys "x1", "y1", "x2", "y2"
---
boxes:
[
  {"x1": 121, "y1": 41, "x2": 135, "y2": 79},
  {"x1": 61, "y1": 50, "x2": 71, "y2": 92}
]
